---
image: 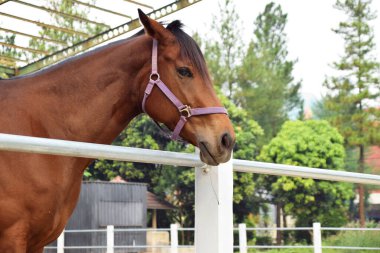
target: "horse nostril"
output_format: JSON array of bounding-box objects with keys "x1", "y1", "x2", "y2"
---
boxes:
[{"x1": 221, "y1": 133, "x2": 233, "y2": 150}]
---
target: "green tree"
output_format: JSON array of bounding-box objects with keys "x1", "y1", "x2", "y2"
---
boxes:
[
  {"x1": 323, "y1": 0, "x2": 380, "y2": 226},
  {"x1": 0, "y1": 34, "x2": 21, "y2": 78},
  {"x1": 258, "y1": 120, "x2": 354, "y2": 242},
  {"x1": 311, "y1": 96, "x2": 341, "y2": 121},
  {"x1": 238, "y1": 2, "x2": 303, "y2": 144},
  {"x1": 201, "y1": 0, "x2": 243, "y2": 101}
]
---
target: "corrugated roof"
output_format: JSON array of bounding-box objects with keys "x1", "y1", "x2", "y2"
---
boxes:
[
  {"x1": 83, "y1": 179, "x2": 147, "y2": 186},
  {"x1": 108, "y1": 176, "x2": 173, "y2": 210},
  {"x1": 147, "y1": 191, "x2": 173, "y2": 210}
]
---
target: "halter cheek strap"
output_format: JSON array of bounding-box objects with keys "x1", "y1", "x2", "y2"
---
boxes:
[{"x1": 142, "y1": 39, "x2": 228, "y2": 140}]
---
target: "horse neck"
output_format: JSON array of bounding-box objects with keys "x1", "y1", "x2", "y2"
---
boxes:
[{"x1": 23, "y1": 36, "x2": 152, "y2": 144}]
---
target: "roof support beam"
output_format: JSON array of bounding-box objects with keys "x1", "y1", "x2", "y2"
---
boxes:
[
  {"x1": 72, "y1": 0, "x2": 131, "y2": 19},
  {"x1": 10, "y1": 0, "x2": 110, "y2": 28},
  {"x1": 0, "y1": 42, "x2": 49, "y2": 55},
  {"x1": 122, "y1": 0, "x2": 153, "y2": 9},
  {"x1": 0, "y1": 65, "x2": 15, "y2": 76},
  {"x1": 0, "y1": 28, "x2": 68, "y2": 46},
  {"x1": 0, "y1": 12, "x2": 90, "y2": 38},
  {"x1": 0, "y1": 55, "x2": 28, "y2": 63}
]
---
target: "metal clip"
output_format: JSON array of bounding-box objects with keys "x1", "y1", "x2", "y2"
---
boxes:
[
  {"x1": 199, "y1": 164, "x2": 210, "y2": 175},
  {"x1": 179, "y1": 105, "x2": 192, "y2": 118}
]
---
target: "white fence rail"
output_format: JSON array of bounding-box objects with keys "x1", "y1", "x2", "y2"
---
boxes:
[
  {"x1": 45, "y1": 223, "x2": 380, "y2": 252},
  {"x1": 2, "y1": 133, "x2": 380, "y2": 253},
  {"x1": 45, "y1": 225, "x2": 195, "y2": 252},
  {"x1": 237, "y1": 223, "x2": 380, "y2": 252},
  {"x1": 1, "y1": 133, "x2": 380, "y2": 185}
]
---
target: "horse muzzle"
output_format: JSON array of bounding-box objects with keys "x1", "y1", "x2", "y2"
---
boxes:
[{"x1": 198, "y1": 132, "x2": 235, "y2": 166}]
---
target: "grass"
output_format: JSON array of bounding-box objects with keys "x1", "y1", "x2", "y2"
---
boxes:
[
  {"x1": 251, "y1": 250, "x2": 311, "y2": 253},
  {"x1": 323, "y1": 228, "x2": 380, "y2": 253},
  {"x1": 238, "y1": 226, "x2": 380, "y2": 253},
  {"x1": 246, "y1": 248, "x2": 312, "y2": 253}
]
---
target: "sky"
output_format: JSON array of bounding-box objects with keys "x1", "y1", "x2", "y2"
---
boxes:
[{"x1": 165, "y1": 0, "x2": 380, "y2": 104}]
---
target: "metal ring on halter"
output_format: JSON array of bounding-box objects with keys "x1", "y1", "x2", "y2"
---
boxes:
[
  {"x1": 150, "y1": 72, "x2": 160, "y2": 81},
  {"x1": 179, "y1": 105, "x2": 192, "y2": 118}
]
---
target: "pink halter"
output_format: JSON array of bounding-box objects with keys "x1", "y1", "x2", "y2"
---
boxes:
[{"x1": 142, "y1": 39, "x2": 228, "y2": 140}]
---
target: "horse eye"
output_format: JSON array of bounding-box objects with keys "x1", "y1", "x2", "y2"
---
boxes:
[{"x1": 177, "y1": 67, "x2": 193, "y2": 78}]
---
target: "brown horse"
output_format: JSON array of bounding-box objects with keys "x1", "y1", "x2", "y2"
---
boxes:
[{"x1": 0, "y1": 10, "x2": 235, "y2": 253}]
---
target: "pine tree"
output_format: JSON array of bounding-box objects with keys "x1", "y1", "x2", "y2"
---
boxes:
[
  {"x1": 202, "y1": 0, "x2": 243, "y2": 101},
  {"x1": 324, "y1": 0, "x2": 380, "y2": 226},
  {"x1": 238, "y1": 2, "x2": 303, "y2": 144}
]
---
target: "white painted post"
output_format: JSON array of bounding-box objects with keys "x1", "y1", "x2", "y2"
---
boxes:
[
  {"x1": 195, "y1": 153, "x2": 233, "y2": 253},
  {"x1": 239, "y1": 223, "x2": 247, "y2": 253},
  {"x1": 170, "y1": 223, "x2": 178, "y2": 253},
  {"x1": 57, "y1": 229, "x2": 64, "y2": 253},
  {"x1": 107, "y1": 225, "x2": 114, "y2": 253},
  {"x1": 313, "y1": 222, "x2": 322, "y2": 253}
]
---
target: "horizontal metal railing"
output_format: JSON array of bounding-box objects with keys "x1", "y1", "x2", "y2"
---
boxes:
[
  {"x1": 2, "y1": 133, "x2": 380, "y2": 185},
  {"x1": 44, "y1": 225, "x2": 380, "y2": 252},
  {"x1": 0, "y1": 133, "x2": 203, "y2": 167},
  {"x1": 233, "y1": 159, "x2": 380, "y2": 185}
]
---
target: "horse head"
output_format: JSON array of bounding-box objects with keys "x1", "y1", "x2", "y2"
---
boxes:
[{"x1": 138, "y1": 10, "x2": 235, "y2": 166}]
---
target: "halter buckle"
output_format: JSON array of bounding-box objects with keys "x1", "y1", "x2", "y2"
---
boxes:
[{"x1": 180, "y1": 105, "x2": 192, "y2": 118}]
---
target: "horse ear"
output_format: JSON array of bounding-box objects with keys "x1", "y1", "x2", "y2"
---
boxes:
[{"x1": 138, "y1": 9, "x2": 175, "y2": 44}]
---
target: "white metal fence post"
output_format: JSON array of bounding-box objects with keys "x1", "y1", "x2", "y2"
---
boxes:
[
  {"x1": 239, "y1": 223, "x2": 247, "y2": 253},
  {"x1": 195, "y1": 150, "x2": 233, "y2": 253},
  {"x1": 170, "y1": 224, "x2": 178, "y2": 253},
  {"x1": 57, "y1": 229, "x2": 64, "y2": 253},
  {"x1": 313, "y1": 222, "x2": 322, "y2": 253},
  {"x1": 107, "y1": 225, "x2": 114, "y2": 253}
]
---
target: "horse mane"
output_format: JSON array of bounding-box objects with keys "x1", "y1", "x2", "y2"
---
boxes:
[{"x1": 166, "y1": 20, "x2": 209, "y2": 81}]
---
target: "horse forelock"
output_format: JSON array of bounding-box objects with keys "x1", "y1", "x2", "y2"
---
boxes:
[
  {"x1": 166, "y1": 21, "x2": 210, "y2": 83},
  {"x1": 132, "y1": 20, "x2": 209, "y2": 82}
]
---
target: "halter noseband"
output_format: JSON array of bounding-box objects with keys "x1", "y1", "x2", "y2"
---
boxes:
[{"x1": 142, "y1": 39, "x2": 228, "y2": 140}]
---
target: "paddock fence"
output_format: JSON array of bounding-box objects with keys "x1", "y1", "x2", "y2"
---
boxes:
[
  {"x1": 1, "y1": 133, "x2": 380, "y2": 253},
  {"x1": 44, "y1": 223, "x2": 380, "y2": 253}
]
